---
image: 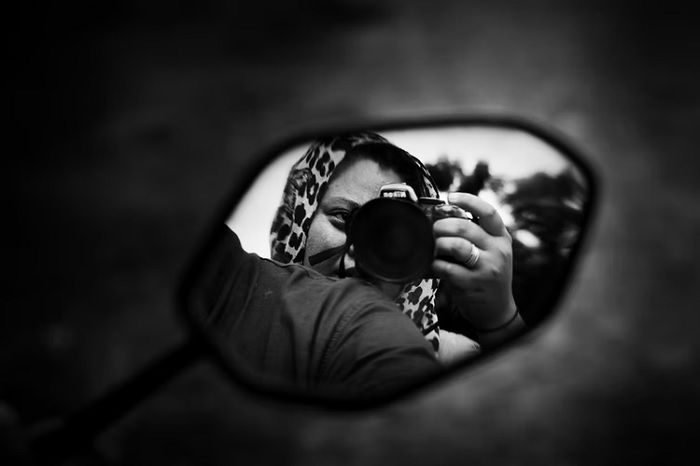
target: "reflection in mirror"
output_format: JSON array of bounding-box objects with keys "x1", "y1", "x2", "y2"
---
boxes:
[{"x1": 186, "y1": 124, "x2": 591, "y2": 403}]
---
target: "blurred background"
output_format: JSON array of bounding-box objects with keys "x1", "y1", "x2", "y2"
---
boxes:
[{"x1": 7, "y1": 0, "x2": 700, "y2": 464}]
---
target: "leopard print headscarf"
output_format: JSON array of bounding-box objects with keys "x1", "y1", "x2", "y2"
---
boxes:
[{"x1": 270, "y1": 133, "x2": 441, "y2": 352}]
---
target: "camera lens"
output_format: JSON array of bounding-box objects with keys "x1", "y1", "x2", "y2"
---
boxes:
[{"x1": 348, "y1": 198, "x2": 434, "y2": 283}]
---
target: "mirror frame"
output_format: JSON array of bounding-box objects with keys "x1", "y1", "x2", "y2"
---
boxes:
[{"x1": 178, "y1": 114, "x2": 600, "y2": 410}]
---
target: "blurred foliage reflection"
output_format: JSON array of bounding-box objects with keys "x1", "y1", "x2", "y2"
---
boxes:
[{"x1": 427, "y1": 159, "x2": 587, "y2": 329}]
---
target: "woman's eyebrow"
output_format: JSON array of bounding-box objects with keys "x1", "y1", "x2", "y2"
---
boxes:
[{"x1": 323, "y1": 196, "x2": 360, "y2": 210}]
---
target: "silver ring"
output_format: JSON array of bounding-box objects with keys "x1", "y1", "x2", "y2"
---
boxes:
[{"x1": 464, "y1": 243, "x2": 480, "y2": 269}]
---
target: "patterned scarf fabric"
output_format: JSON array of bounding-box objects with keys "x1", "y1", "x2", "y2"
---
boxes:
[{"x1": 269, "y1": 132, "x2": 442, "y2": 352}]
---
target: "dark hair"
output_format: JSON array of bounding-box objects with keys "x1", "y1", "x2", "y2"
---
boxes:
[{"x1": 333, "y1": 142, "x2": 426, "y2": 196}]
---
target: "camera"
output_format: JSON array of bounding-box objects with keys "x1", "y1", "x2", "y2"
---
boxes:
[{"x1": 347, "y1": 184, "x2": 476, "y2": 283}]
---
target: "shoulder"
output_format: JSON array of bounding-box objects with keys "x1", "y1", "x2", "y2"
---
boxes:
[
  {"x1": 280, "y1": 269, "x2": 405, "y2": 326},
  {"x1": 311, "y1": 279, "x2": 440, "y2": 397},
  {"x1": 328, "y1": 283, "x2": 436, "y2": 355}
]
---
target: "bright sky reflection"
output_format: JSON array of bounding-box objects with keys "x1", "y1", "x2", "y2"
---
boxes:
[{"x1": 227, "y1": 126, "x2": 571, "y2": 258}]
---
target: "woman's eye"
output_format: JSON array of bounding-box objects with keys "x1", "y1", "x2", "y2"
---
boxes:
[{"x1": 328, "y1": 211, "x2": 349, "y2": 227}]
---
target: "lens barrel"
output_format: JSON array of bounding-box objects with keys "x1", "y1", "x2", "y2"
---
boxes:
[{"x1": 348, "y1": 198, "x2": 434, "y2": 283}]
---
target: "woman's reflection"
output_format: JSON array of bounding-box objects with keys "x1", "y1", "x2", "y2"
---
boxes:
[
  {"x1": 203, "y1": 133, "x2": 525, "y2": 399},
  {"x1": 269, "y1": 133, "x2": 525, "y2": 365}
]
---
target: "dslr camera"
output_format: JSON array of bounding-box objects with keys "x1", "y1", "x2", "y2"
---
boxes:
[{"x1": 347, "y1": 183, "x2": 476, "y2": 283}]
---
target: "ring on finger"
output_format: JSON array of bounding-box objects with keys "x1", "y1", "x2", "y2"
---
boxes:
[{"x1": 464, "y1": 243, "x2": 480, "y2": 269}]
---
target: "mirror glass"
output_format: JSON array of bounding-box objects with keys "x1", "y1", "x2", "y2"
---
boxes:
[{"x1": 185, "y1": 123, "x2": 593, "y2": 405}]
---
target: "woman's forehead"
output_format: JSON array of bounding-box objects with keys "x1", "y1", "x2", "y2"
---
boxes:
[{"x1": 324, "y1": 158, "x2": 404, "y2": 205}]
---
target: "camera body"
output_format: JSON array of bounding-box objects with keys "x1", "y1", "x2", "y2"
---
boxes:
[{"x1": 347, "y1": 184, "x2": 475, "y2": 283}]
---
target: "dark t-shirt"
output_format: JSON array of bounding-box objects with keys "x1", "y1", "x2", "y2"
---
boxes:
[{"x1": 193, "y1": 226, "x2": 440, "y2": 398}]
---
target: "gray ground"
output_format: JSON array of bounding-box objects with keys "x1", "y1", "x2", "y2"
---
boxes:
[{"x1": 7, "y1": 0, "x2": 700, "y2": 464}]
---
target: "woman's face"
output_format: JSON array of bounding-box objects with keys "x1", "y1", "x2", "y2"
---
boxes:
[{"x1": 304, "y1": 157, "x2": 404, "y2": 293}]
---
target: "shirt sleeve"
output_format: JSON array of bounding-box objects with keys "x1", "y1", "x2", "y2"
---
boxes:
[
  {"x1": 319, "y1": 294, "x2": 442, "y2": 399},
  {"x1": 191, "y1": 225, "x2": 442, "y2": 400},
  {"x1": 190, "y1": 225, "x2": 258, "y2": 328}
]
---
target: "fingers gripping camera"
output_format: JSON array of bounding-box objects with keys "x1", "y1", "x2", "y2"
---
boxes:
[{"x1": 347, "y1": 184, "x2": 476, "y2": 283}]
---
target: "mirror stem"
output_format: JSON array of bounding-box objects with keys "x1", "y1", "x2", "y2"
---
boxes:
[{"x1": 30, "y1": 338, "x2": 203, "y2": 463}]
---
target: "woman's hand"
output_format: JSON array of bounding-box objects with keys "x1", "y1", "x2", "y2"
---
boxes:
[{"x1": 431, "y1": 193, "x2": 521, "y2": 339}]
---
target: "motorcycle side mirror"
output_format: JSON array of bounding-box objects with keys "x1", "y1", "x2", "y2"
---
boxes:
[
  {"x1": 27, "y1": 116, "x2": 598, "y2": 463},
  {"x1": 183, "y1": 116, "x2": 598, "y2": 406}
]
